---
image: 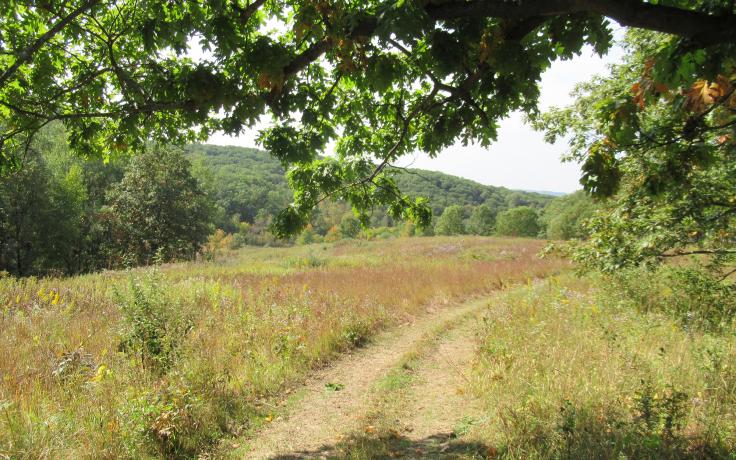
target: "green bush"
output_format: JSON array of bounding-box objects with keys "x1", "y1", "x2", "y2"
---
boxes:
[
  {"x1": 608, "y1": 266, "x2": 736, "y2": 333},
  {"x1": 360, "y1": 226, "x2": 401, "y2": 240},
  {"x1": 286, "y1": 251, "x2": 326, "y2": 268},
  {"x1": 342, "y1": 320, "x2": 373, "y2": 348},
  {"x1": 296, "y1": 224, "x2": 318, "y2": 245},
  {"x1": 339, "y1": 214, "x2": 362, "y2": 239},
  {"x1": 116, "y1": 272, "x2": 193, "y2": 373},
  {"x1": 669, "y1": 268, "x2": 736, "y2": 332}
]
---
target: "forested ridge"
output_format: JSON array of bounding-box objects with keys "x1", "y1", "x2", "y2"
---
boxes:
[
  {"x1": 0, "y1": 133, "x2": 561, "y2": 277},
  {"x1": 185, "y1": 143, "x2": 554, "y2": 223}
]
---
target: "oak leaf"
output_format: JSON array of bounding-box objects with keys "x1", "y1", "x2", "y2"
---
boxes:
[{"x1": 685, "y1": 76, "x2": 732, "y2": 112}]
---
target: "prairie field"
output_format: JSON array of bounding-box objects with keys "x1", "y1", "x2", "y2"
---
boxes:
[
  {"x1": 0, "y1": 236, "x2": 561, "y2": 459},
  {"x1": 2, "y1": 236, "x2": 735, "y2": 459}
]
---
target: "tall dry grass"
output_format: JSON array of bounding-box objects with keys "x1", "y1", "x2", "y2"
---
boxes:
[
  {"x1": 470, "y1": 274, "x2": 736, "y2": 458},
  {"x1": 0, "y1": 236, "x2": 563, "y2": 458}
]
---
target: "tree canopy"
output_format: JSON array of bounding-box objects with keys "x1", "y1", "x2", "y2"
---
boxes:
[
  {"x1": 107, "y1": 145, "x2": 214, "y2": 265},
  {"x1": 540, "y1": 191, "x2": 595, "y2": 240},
  {"x1": 537, "y1": 28, "x2": 735, "y2": 275},
  {"x1": 467, "y1": 203, "x2": 496, "y2": 236},
  {"x1": 435, "y1": 204, "x2": 465, "y2": 235},
  {"x1": 496, "y1": 206, "x2": 540, "y2": 237},
  {"x1": 1, "y1": 0, "x2": 734, "y2": 236}
]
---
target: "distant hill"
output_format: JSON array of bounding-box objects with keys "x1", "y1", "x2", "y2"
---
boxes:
[
  {"x1": 185, "y1": 144, "x2": 292, "y2": 224},
  {"x1": 186, "y1": 144, "x2": 554, "y2": 226},
  {"x1": 523, "y1": 190, "x2": 567, "y2": 197},
  {"x1": 390, "y1": 168, "x2": 554, "y2": 216}
]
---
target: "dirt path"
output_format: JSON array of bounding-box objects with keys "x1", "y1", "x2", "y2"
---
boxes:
[
  {"x1": 236, "y1": 297, "x2": 488, "y2": 459},
  {"x1": 399, "y1": 319, "x2": 487, "y2": 447}
]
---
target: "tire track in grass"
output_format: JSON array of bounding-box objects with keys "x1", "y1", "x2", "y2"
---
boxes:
[
  {"x1": 234, "y1": 298, "x2": 486, "y2": 459},
  {"x1": 332, "y1": 305, "x2": 490, "y2": 459}
]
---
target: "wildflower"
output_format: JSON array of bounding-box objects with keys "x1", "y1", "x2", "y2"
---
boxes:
[
  {"x1": 106, "y1": 419, "x2": 119, "y2": 433},
  {"x1": 90, "y1": 365, "x2": 111, "y2": 383}
]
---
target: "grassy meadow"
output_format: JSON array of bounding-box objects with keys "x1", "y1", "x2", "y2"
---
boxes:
[
  {"x1": 0, "y1": 237, "x2": 561, "y2": 459},
  {"x1": 469, "y1": 274, "x2": 736, "y2": 459},
  {"x1": 2, "y1": 236, "x2": 735, "y2": 459},
  {"x1": 314, "y1": 274, "x2": 736, "y2": 459}
]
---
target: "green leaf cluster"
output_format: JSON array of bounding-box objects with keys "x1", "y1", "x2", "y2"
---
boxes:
[{"x1": 537, "y1": 29, "x2": 736, "y2": 275}]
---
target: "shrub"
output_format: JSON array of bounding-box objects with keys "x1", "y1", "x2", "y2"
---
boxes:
[
  {"x1": 339, "y1": 214, "x2": 362, "y2": 239},
  {"x1": 296, "y1": 224, "x2": 318, "y2": 245},
  {"x1": 342, "y1": 320, "x2": 372, "y2": 348},
  {"x1": 116, "y1": 272, "x2": 193, "y2": 373},
  {"x1": 668, "y1": 267, "x2": 736, "y2": 332},
  {"x1": 286, "y1": 251, "x2": 325, "y2": 268},
  {"x1": 202, "y1": 229, "x2": 234, "y2": 261},
  {"x1": 325, "y1": 226, "x2": 341, "y2": 242},
  {"x1": 608, "y1": 266, "x2": 736, "y2": 333}
]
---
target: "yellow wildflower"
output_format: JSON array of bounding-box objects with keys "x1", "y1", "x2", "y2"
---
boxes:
[{"x1": 91, "y1": 365, "x2": 110, "y2": 383}]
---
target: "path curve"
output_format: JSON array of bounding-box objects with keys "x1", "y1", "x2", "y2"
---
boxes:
[{"x1": 240, "y1": 298, "x2": 486, "y2": 459}]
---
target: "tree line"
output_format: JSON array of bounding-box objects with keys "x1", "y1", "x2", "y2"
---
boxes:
[
  {"x1": 0, "y1": 126, "x2": 594, "y2": 277},
  {"x1": 427, "y1": 190, "x2": 594, "y2": 239},
  {"x1": 0, "y1": 125, "x2": 214, "y2": 276}
]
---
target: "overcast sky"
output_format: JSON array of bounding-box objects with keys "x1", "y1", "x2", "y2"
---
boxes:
[{"x1": 207, "y1": 40, "x2": 625, "y2": 194}]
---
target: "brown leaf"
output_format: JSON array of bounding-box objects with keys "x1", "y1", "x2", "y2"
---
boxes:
[
  {"x1": 685, "y1": 77, "x2": 733, "y2": 113},
  {"x1": 654, "y1": 82, "x2": 669, "y2": 94},
  {"x1": 631, "y1": 82, "x2": 645, "y2": 109}
]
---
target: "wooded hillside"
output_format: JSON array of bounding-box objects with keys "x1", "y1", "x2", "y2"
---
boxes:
[{"x1": 185, "y1": 144, "x2": 555, "y2": 227}]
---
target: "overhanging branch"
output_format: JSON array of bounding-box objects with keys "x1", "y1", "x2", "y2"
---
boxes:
[
  {"x1": 275, "y1": 0, "x2": 736, "y2": 99},
  {"x1": 0, "y1": 0, "x2": 100, "y2": 89},
  {"x1": 426, "y1": 0, "x2": 736, "y2": 45}
]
